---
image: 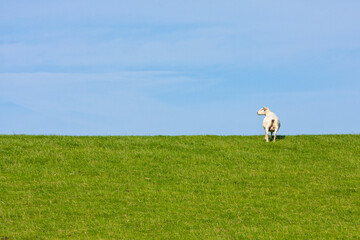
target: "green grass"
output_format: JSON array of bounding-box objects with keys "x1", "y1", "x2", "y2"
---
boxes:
[{"x1": 0, "y1": 135, "x2": 359, "y2": 239}]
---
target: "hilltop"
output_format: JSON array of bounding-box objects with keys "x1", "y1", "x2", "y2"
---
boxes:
[{"x1": 0, "y1": 135, "x2": 359, "y2": 239}]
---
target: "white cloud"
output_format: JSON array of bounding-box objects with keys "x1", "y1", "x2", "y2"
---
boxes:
[{"x1": 1, "y1": 0, "x2": 360, "y2": 71}]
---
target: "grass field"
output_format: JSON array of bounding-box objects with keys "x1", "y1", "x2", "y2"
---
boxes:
[{"x1": 0, "y1": 135, "x2": 359, "y2": 239}]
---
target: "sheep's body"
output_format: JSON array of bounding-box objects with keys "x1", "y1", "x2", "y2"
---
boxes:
[
  {"x1": 263, "y1": 112, "x2": 280, "y2": 131},
  {"x1": 257, "y1": 107, "x2": 280, "y2": 142}
]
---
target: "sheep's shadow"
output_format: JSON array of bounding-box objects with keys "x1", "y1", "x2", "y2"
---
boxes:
[{"x1": 272, "y1": 135, "x2": 286, "y2": 141}]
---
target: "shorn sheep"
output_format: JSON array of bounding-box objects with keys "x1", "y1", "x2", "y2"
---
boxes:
[{"x1": 257, "y1": 107, "x2": 280, "y2": 142}]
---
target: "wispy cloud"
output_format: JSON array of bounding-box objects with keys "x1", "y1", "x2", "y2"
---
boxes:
[{"x1": 2, "y1": 1, "x2": 360, "y2": 72}]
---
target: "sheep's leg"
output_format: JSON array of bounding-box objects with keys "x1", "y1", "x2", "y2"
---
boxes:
[
  {"x1": 265, "y1": 128, "x2": 269, "y2": 142},
  {"x1": 273, "y1": 129, "x2": 278, "y2": 142},
  {"x1": 270, "y1": 131, "x2": 273, "y2": 141}
]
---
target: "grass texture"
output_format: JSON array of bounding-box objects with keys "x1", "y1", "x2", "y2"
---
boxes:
[{"x1": 0, "y1": 135, "x2": 359, "y2": 239}]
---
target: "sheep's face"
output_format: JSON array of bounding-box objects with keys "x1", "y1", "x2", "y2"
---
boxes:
[{"x1": 257, "y1": 107, "x2": 269, "y2": 115}]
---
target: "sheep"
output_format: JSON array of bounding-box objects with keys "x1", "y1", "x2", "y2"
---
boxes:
[{"x1": 257, "y1": 107, "x2": 281, "y2": 142}]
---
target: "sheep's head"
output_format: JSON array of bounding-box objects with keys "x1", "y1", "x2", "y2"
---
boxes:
[{"x1": 257, "y1": 107, "x2": 269, "y2": 115}]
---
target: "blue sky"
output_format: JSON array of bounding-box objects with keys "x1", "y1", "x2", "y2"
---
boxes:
[{"x1": 1, "y1": 0, "x2": 359, "y2": 135}]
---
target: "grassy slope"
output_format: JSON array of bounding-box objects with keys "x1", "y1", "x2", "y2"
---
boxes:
[{"x1": 0, "y1": 135, "x2": 359, "y2": 239}]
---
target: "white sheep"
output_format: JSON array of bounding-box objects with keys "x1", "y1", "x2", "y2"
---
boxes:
[{"x1": 257, "y1": 107, "x2": 281, "y2": 142}]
